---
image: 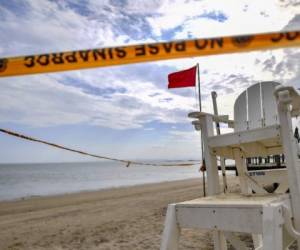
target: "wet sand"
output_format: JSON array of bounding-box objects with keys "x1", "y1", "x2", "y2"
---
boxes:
[{"x1": 0, "y1": 177, "x2": 238, "y2": 250}]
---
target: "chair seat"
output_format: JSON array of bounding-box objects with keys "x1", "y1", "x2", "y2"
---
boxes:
[
  {"x1": 208, "y1": 125, "x2": 282, "y2": 158},
  {"x1": 176, "y1": 193, "x2": 290, "y2": 234}
]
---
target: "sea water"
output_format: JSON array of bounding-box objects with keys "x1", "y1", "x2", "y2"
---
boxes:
[{"x1": 0, "y1": 161, "x2": 200, "y2": 201}]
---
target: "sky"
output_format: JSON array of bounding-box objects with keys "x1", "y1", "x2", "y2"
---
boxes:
[{"x1": 0, "y1": 0, "x2": 300, "y2": 163}]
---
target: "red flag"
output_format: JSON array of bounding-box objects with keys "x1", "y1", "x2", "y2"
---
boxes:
[{"x1": 168, "y1": 66, "x2": 197, "y2": 89}]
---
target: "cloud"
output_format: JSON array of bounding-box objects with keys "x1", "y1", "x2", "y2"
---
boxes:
[
  {"x1": 146, "y1": 0, "x2": 296, "y2": 41},
  {"x1": 0, "y1": 68, "x2": 197, "y2": 130},
  {"x1": 0, "y1": 0, "x2": 161, "y2": 58},
  {"x1": 278, "y1": 0, "x2": 300, "y2": 8},
  {"x1": 198, "y1": 11, "x2": 228, "y2": 23}
]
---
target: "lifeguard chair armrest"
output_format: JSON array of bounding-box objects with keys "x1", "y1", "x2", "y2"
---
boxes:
[
  {"x1": 274, "y1": 86, "x2": 300, "y2": 117},
  {"x1": 188, "y1": 111, "x2": 234, "y2": 128}
]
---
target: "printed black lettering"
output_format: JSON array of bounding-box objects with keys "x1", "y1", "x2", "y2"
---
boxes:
[
  {"x1": 210, "y1": 38, "x2": 223, "y2": 48},
  {"x1": 0, "y1": 59, "x2": 8, "y2": 72},
  {"x1": 135, "y1": 45, "x2": 146, "y2": 56},
  {"x1": 24, "y1": 56, "x2": 35, "y2": 67},
  {"x1": 92, "y1": 49, "x2": 106, "y2": 60},
  {"x1": 52, "y1": 53, "x2": 64, "y2": 64},
  {"x1": 174, "y1": 41, "x2": 186, "y2": 51},
  {"x1": 195, "y1": 39, "x2": 208, "y2": 49},
  {"x1": 115, "y1": 47, "x2": 126, "y2": 58},
  {"x1": 65, "y1": 52, "x2": 77, "y2": 63},
  {"x1": 108, "y1": 48, "x2": 113, "y2": 59},
  {"x1": 231, "y1": 36, "x2": 253, "y2": 47},
  {"x1": 162, "y1": 43, "x2": 172, "y2": 53},
  {"x1": 148, "y1": 44, "x2": 159, "y2": 55},
  {"x1": 79, "y1": 50, "x2": 90, "y2": 61},
  {"x1": 37, "y1": 55, "x2": 50, "y2": 66},
  {"x1": 286, "y1": 32, "x2": 299, "y2": 40},
  {"x1": 271, "y1": 33, "x2": 284, "y2": 42}
]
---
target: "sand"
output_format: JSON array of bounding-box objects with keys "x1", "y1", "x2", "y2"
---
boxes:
[{"x1": 0, "y1": 177, "x2": 239, "y2": 250}]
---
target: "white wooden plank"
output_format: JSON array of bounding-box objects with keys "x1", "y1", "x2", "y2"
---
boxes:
[
  {"x1": 177, "y1": 193, "x2": 288, "y2": 207},
  {"x1": 276, "y1": 88, "x2": 300, "y2": 248},
  {"x1": 261, "y1": 81, "x2": 280, "y2": 127},
  {"x1": 213, "y1": 231, "x2": 228, "y2": 250},
  {"x1": 248, "y1": 83, "x2": 263, "y2": 129},
  {"x1": 201, "y1": 115, "x2": 220, "y2": 195},
  {"x1": 160, "y1": 204, "x2": 180, "y2": 250},
  {"x1": 262, "y1": 205, "x2": 283, "y2": 250},
  {"x1": 233, "y1": 148, "x2": 250, "y2": 194},
  {"x1": 177, "y1": 206, "x2": 263, "y2": 233},
  {"x1": 234, "y1": 91, "x2": 247, "y2": 132},
  {"x1": 208, "y1": 125, "x2": 280, "y2": 148}
]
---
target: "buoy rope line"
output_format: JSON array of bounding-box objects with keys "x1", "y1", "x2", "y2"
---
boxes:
[{"x1": 0, "y1": 128, "x2": 200, "y2": 167}]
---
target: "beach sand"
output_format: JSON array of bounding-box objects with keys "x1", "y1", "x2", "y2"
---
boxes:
[{"x1": 0, "y1": 177, "x2": 239, "y2": 250}]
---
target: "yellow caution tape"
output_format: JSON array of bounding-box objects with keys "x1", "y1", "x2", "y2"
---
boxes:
[{"x1": 0, "y1": 30, "x2": 299, "y2": 77}]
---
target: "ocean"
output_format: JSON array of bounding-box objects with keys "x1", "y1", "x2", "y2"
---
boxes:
[{"x1": 0, "y1": 161, "x2": 200, "y2": 201}]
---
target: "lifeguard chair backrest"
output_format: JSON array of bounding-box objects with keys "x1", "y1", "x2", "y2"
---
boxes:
[
  {"x1": 234, "y1": 91, "x2": 248, "y2": 131},
  {"x1": 234, "y1": 82, "x2": 281, "y2": 132},
  {"x1": 261, "y1": 82, "x2": 281, "y2": 126}
]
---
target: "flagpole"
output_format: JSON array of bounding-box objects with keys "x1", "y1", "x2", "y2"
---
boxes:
[
  {"x1": 197, "y1": 63, "x2": 202, "y2": 111},
  {"x1": 196, "y1": 63, "x2": 206, "y2": 197}
]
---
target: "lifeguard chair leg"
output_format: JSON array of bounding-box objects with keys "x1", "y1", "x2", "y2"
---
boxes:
[
  {"x1": 160, "y1": 204, "x2": 180, "y2": 250},
  {"x1": 200, "y1": 113, "x2": 227, "y2": 250},
  {"x1": 213, "y1": 230, "x2": 227, "y2": 250},
  {"x1": 262, "y1": 204, "x2": 283, "y2": 250},
  {"x1": 276, "y1": 88, "x2": 300, "y2": 249}
]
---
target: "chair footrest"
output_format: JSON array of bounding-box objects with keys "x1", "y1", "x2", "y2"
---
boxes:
[{"x1": 176, "y1": 193, "x2": 289, "y2": 234}]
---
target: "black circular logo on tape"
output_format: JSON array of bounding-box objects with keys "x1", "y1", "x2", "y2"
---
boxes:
[
  {"x1": 231, "y1": 35, "x2": 254, "y2": 48},
  {"x1": 0, "y1": 59, "x2": 8, "y2": 72}
]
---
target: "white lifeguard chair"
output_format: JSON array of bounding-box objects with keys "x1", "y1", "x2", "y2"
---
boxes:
[{"x1": 160, "y1": 82, "x2": 300, "y2": 250}]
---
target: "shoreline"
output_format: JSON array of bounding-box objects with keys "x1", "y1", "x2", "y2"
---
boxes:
[
  {"x1": 0, "y1": 177, "x2": 238, "y2": 250},
  {"x1": 0, "y1": 162, "x2": 201, "y2": 202},
  {"x1": 0, "y1": 177, "x2": 201, "y2": 203},
  {"x1": 0, "y1": 178, "x2": 204, "y2": 216}
]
